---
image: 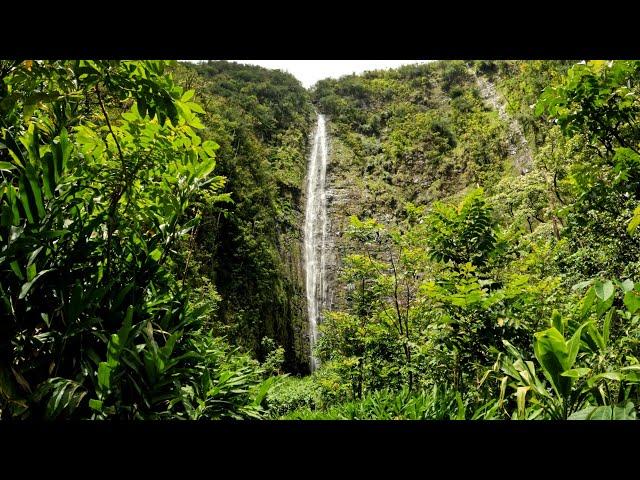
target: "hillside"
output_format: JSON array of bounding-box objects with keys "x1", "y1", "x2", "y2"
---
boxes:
[
  {"x1": 277, "y1": 60, "x2": 640, "y2": 419},
  {"x1": 172, "y1": 61, "x2": 315, "y2": 373}
]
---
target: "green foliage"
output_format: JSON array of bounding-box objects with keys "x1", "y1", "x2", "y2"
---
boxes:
[
  {"x1": 265, "y1": 375, "x2": 322, "y2": 418},
  {"x1": 532, "y1": 322, "x2": 590, "y2": 399},
  {"x1": 172, "y1": 61, "x2": 314, "y2": 372},
  {"x1": 535, "y1": 60, "x2": 640, "y2": 281},
  {"x1": 170, "y1": 334, "x2": 274, "y2": 420},
  {"x1": 283, "y1": 385, "x2": 465, "y2": 420},
  {"x1": 536, "y1": 61, "x2": 640, "y2": 149},
  {"x1": 260, "y1": 337, "x2": 285, "y2": 377},
  {"x1": 486, "y1": 60, "x2": 572, "y2": 149},
  {"x1": 569, "y1": 402, "x2": 636, "y2": 420},
  {"x1": 307, "y1": 59, "x2": 640, "y2": 420},
  {"x1": 311, "y1": 60, "x2": 512, "y2": 223},
  {"x1": 6, "y1": 58, "x2": 640, "y2": 421},
  {"x1": 495, "y1": 279, "x2": 640, "y2": 419},
  {"x1": 426, "y1": 188, "x2": 497, "y2": 268},
  {"x1": 315, "y1": 189, "x2": 542, "y2": 399},
  {"x1": 0, "y1": 60, "x2": 269, "y2": 420}
]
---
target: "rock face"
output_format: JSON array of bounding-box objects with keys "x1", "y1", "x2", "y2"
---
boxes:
[
  {"x1": 474, "y1": 72, "x2": 533, "y2": 175},
  {"x1": 318, "y1": 119, "x2": 370, "y2": 316},
  {"x1": 279, "y1": 223, "x2": 310, "y2": 373},
  {"x1": 323, "y1": 186, "x2": 342, "y2": 313}
]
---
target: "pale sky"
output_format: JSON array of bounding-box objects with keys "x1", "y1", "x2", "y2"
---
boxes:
[{"x1": 219, "y1": 60, "x2": 432, "y2": 88}]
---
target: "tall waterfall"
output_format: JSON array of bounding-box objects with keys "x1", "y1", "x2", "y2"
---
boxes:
[{"x1": 304, "y1": 113, "x2": 329, "y2": 372}]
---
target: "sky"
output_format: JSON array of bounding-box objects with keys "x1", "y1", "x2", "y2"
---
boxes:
[{"x1": 220, "y1": 60, "x2": 432, "y2": 88}]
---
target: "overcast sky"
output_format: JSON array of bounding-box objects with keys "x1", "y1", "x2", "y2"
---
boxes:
[{"x1": 218, "y1": 60, "x2": 432, "y2": 88}]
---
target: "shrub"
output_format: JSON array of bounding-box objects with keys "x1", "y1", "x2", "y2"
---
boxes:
[{"x1": 266, "y1": 375, "x2": 322, "y2": 418}]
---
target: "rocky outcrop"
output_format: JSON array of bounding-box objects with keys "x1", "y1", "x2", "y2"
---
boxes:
[{"x1": 474, "y1": 72, "x2": 533, "y2": 175}]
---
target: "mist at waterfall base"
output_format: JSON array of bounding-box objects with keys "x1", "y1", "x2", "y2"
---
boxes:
[{"x1": 304, "y1": 114, "x2": 329, "y2": 372}]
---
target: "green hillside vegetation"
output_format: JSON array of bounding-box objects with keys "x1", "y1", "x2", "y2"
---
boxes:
[
  {"x1": 276, "y1": 59, "x2": 640, "y2": 420},
  {"x1": 171, "y1": 61, "x2": 314, "y2": 372}
]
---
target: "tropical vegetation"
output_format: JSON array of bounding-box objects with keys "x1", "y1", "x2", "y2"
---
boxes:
[{"x1": 2, "y1": 59, "x2": 640, "y2": 420}]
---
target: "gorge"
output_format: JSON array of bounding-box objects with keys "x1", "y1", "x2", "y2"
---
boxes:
[{"x1": 3, "y1": 59, "x2": 640, "y2": 420}]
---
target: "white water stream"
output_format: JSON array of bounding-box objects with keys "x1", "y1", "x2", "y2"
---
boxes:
[{"x1": 304, "y1": 113, "x2": 329, "y2": 372}]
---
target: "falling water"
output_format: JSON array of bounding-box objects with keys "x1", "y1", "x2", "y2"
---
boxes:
[{"x1": 304, "y1": 113, "x2": 329, "y2": 372}]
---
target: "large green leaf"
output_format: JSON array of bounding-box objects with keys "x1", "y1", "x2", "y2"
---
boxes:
[
  {"x1": 89, "y1": 399, "x2": 103, "y2": 412},
  {"x1": 628, "y1": 206, "x2": 640, "y2": 234},
  {"x1": 585, "y1": 323, "x2": 605, "y2": 353},
  {"x1": 566, "y1": 322, "x2": 591, "y2": 370},
  {"x1": 19, "y1": 268, "x2": 52, "y2": 299},
  {"x1": 0, "y1": 161, "x2": 16, "y2": 171},
  {"x1": 41, "y1": 151, "x2": 55, "y2": 199},
  {"x1": 579, "y1": 287, "x2": 596, "y2": 318},
  {"x1": 596, "y1": 295, "x2": 614, "y2": 318},
  {"x1": 602, "y1": 308, "x2": 613, "y2": 347},
  {"x1": 97, "y1": 362, "x2": 111, "y2": 390},
  {"x1": 534, "y1": 327, "x2": 570, "y2": 397},
  {"x1": 516, "y1": 386, "x2": 530, "y2": 420},
  {"x1": 252, "y1": 376, "x2": 276, "y2": 407},
  {"x1": 588, "y1": 371, "x2": 625, "y2": 387},
  {"x1": 594, "y1": 280, "x2": 614, "y2": 302},
  {"x1": 550, "y1": 310, "x2": 564, "y2": 334},
  {"x1": 533, "y1": 322, "x2": 590, "y2": 398},
  {"x1": 17, "y1": 176, "x2": 34, "y2": 223},
  {"x1": 569, "y1": 402, "x2": 636, "y2": 420},
  {"x1": 24, "y1": 164, "x2": 45, "y2": 219},
  {"x1": 624, "y1": 290, "x2": 640, "y2": 314},
  {"x1": 560, "y1": 368, "x2": 591, "y2": 379},
  {"x1": 620, "y1": 279, "x2": 634, "y2": 293}
]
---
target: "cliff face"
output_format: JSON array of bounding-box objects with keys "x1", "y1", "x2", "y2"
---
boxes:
[
  {"x1": 270, "y1": 207, "x2": 309, "y2": 373},
  {"x1": 313, "y1": 60, "x2": 557, "y2": 317},
  {"x1": 176, "y1": 61, "x2": 315, "y2": 374},
  {"x1": 322, "y1": 120, "x2": 372, "y2": 313},
  {"x1": 474, "y1": 72, "x2": 533, "y2": 175}
]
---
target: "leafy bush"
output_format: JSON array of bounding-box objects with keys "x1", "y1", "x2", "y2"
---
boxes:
[
  {"x1": 261, "y1": 337, "x2": 285, "y2": 377},
  {"x1": 283, "y1": 385, "x2": 465, "y2": 420},
  {"x1": 266, "y1": 375, "x2": 322, "y2": 418},
  {"x1": 494, "y1": 279, "x2": 640, "y2": 419},
  {"x1": 170, "y1": 333, "x2": 274, "y2": 420},
  {"x1": 0, "y1": 60, "x2": 232, "y2": 419}
]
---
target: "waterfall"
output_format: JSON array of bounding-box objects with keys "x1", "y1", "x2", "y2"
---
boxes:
[{"x1": 304, "y1": 113, "x2": 329, "y2": 372}]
